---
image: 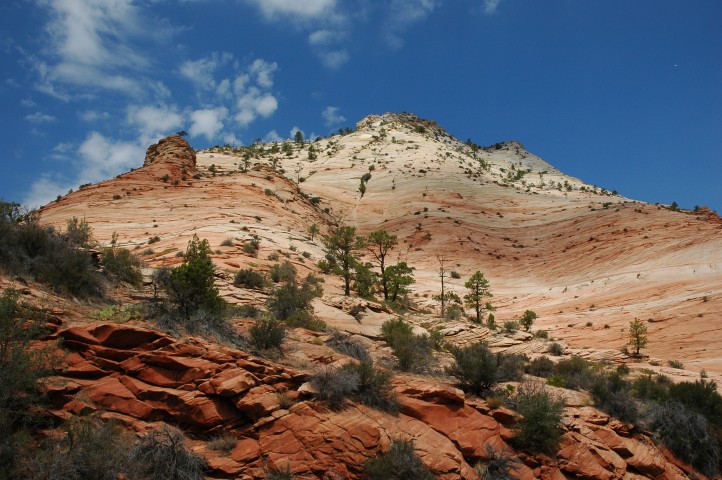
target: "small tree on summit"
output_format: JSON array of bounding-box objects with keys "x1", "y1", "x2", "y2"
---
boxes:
[{"x1": 294, "y1": 130, "x2": 304, "y2": 144}]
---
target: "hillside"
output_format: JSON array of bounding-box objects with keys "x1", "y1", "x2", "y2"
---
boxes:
[
  {"x1": 11, "y1": 112, "x2": 719, "y2": 479},
  {"x1": 39, "y1": 112, "x2": 722, "y2": 377}
]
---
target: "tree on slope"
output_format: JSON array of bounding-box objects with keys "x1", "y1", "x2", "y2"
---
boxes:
[
  {"x1": 323, "y1": 226, "x2": 364, "y2": 296},
  {"x1": 167, "y1": 235, "x2": 224, "y2": 319},
  {"x1": 628, "y1": 318, "x2": 648, "y2": 356},
  {"x1": 366, "y1": 229, "x2": 398, "y2": 300},
  {"x1": 464, "y1": 271, "x2": 492, "y2": 324}
]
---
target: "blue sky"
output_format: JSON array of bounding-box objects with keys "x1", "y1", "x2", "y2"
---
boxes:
[{"x1": 1, "y1": 0, "x2": 720, "y2": 212}]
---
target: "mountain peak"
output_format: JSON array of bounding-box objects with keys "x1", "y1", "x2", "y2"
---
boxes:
[{"x1": 143, "y1": 134, "x2": 197, "y2": 181}]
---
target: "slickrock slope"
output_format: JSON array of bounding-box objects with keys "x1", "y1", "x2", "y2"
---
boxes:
[
  {"x1": 39, "y1": 113, "x2": 722, "y2": 376},
  {"x1": 30, "y1": 112, "x2": 722, "y2": 478}
]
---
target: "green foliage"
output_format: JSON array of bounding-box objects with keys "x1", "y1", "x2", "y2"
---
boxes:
[
  {"x1": 284, "y1": 310, "x2": 326, "y2": 332},
  {"x1": 311, "y1": 360, "x2": 400, "y2": 412},
  {"x1": 307, "y1": 223, "x2": 320, "y2": 241},
  {"x1": 514, "y1": 382, "x2": 565, "y2": 453},
  {"x1": 65, "y1": 217, "x2": 95, "y2": 247},
  {"x1": 266, "y1": 274, "x2": 322, "y2": 321},
  {"x1": 362, "y1": 439, "x2": 434, "y2": 480},
  {"x1": 385, "y1": 262, "x2": 415, "y2": 302},
  {"x1": 503, "y1": 320, "x2": 519, "y2": 333},
  {"x1": 166, "y1": 235, "x2": 225, "y2": 319},
  {"x1": 234, "y1": 268, "x2": 266, "y2": 289},
  {"x1": 519, "y1": 310, "x2": 537, "y2": 332},
  {"x1": 366, "y1": 230, "x2": 398, "y2": 300},
  {"x1": 628, "y1": 318, "x2": 648, "y2": 356},
  {"x1": 381, "y1": 318, "x2": 436, "y2": 372},
  {"x1": 294, "y1": 130, "x2": 304, "y2": 144},
  {"x1": 590, "y1": 372, "x2": 639, "y2": 422},
  {"x1": 668, "y1": 379, "x2": 722, "y2": 427},
  {"x1": 547, "y1": 342, "x2": 564, "y2": 356},
  {"x1": 269, "y1": 261, "x2": 297, "y2": 283},
  {"x1": 129, "y1": 424, "x2": 206, "y2": 480},
  {"x1": 353, "y1": 261, "x2": 377, "y2": 298},
  {"x1": 11, "y1": 417, "x2": 134, "y2": 480},
  {"x1": 648, "y1": 401, "x2": 720, "y2": 477},
  {"x1": 0, "y1": 210, "x2": 104, "y2": 298},
  {"x1": 446, "y1": 341, "x2": 524, "y2": 395},
  {"x1": 551, "y1": 355, "x2": 595, "y2": 390},
  {"x1": 0, "y1": 289, "x2": 59, "y2": 474},
  {"x1": 101, "y1": 245, "x2": 142, "y2": 286},
  {"x1": 248, "y1": 318, "x2": 286, "y2": 351},
  {"x1": 323, "y1": 226, "x2": 364, "y2": 296},
  {"x1": 526, "y1": 356, "x2": 555, "y2": 378},
  {"x1": 327, "y1": 330, "x2": 371, "y2": 363},
  {"x1": 474, "y1": 445, "x2": 521, "y2": 480}
]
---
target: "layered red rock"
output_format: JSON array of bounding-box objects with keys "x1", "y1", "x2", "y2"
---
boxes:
[{"x1": 143, "y1": 134, "x2": 197, "y2": 180}]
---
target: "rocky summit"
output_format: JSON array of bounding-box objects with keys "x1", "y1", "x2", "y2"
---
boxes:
[{"x1": 5, "y1": 112, "x2": 721, "y2": 479}]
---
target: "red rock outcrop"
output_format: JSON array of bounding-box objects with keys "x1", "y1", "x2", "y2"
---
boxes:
[
  {"x1": 143, "y1": 134, "x2": 197, "y2": 180},
  {"x1": 33, "y1": 322, "x2": 696, "y2": 479}
]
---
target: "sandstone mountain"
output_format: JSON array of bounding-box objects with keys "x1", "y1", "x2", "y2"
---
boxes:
[{"x1": 14, "y1": 112, "x2": 722, "y2": 479}]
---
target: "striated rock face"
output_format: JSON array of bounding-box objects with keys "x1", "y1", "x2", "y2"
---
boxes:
[
  {"x1": 143, "y1": 134, "x2": 197, "y2": 180},
  {"x1": 35, "y1": 322, "x2": 693, "y2": 479}
]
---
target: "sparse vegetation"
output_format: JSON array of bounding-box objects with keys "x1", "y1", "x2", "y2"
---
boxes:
[
  {"x1": 446, "y1": 341, "x2": 524, "y2": 395},
  {"x1": 628, "y1": 318, "x2": 648, "y2": 356},
  {"x1": 514, "y1": 381, "x2": 565, "y2": 453},
  {"x1": 362, "y1": 439, "x2": 434, "y2": 480}
]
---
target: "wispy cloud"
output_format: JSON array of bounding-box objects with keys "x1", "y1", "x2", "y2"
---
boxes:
[
  {"x1": 483, "y1": 0, "x2": 501, "y2": 14},
  {"x1": 322, "y1": 106, "x2": 346, "y2": 127},
  {"x1": 189, "y1": 107, "x2": 228, "y2": 141},
  {"x1": 25, "y1": 112, "x2": 56, "y2": 123},
  {"x1": 33, "y1": 0, "x2": 171, "y2": 98},
  {"x1": 384, "y1": 0, "x2": 441, "y2": 49},
  {"x1": 243, "y1": 0, "x2": 338, "y2": 21}
]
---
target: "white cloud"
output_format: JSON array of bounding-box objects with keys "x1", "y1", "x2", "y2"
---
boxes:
[
  {"x1": 483, "y1": 0, "x2": 501, "y2": 14},
  {"x1": 23, "y1": 176, "x2": 73, "y2": 209},
  {"x1": 243, "y1": 0, "x2": 337, "y2": 20},
  {"x1": 20, "y1": 97, "x2": 37, "y2": 108},
  {"x1": 223, "y1": 133, "x2": 241, "y2": 146},
  {"x1": 179, "y1": 52, "x2": 234, "y2": 91},
  {"x1": 34, "y1": 0, "x2": 171, "y2": 97},
  {"x1": 249, "y1": 59, "x2": 278, "y2": 89},
  {"x1": 318, "y1": 49, "x2": 349, "y2": 69},
  {"x1": 79, "y1": 110, "x2": 110, "y2": 122},
  {"x1": 384, "y1": 0, "x2": 441, "y2": 49},
  {"x1": 264, "y1": 130, "x2": 283, "y2": 143},
  {"x1": 322, "y1": 106, "x2": 346, "y2": 127},
  {"x1": 25, "y1": 112, "x2": 56, "y2": 123},
  {"x1": 77, "y1": 131, "x2": 145, "y2": 185},
  {"x1": 126, "y1": 104, "x2": 183, "y2": 144},
  {"x1": 189, "y1": 107, "x2": 228, "y2": 141}
]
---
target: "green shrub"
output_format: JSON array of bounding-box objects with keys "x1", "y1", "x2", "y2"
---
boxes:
[
  {"x1": 311, "y1": 361, "x2": 398, "y2": 413},
  {"x1": 526, "y1": 356, "x2": 555, "y2": 378},
  {"x1": 381, "y1": 319, "x2": 435, "y2": 372},
  {"x1": 632, "y1": 375, "x2": 670, "y2": 403},
  {"x1": 474, "y1": 445, "x2": 521, "y2": 480},
  {"x1": 363, "y1": 439, "x2": 434, "y2": 480},
  {"x1": 101, "y1": 246, "x2": 142, "y2": 286},
  {"x1": 166, "y1": 235, "x2": 225, "y2": 319},
  {"x1": 266, "y1": 274, "x2": 322, "y2": 321},
  {"x1": 590, "y1": 372, "x2": 639, "y2": 423},
  {"x1": 547, "y1": 342, "x2": 564, "y2": 356},
  {"x1": 327, "y1": 330, "x2": 371, "y2": 363},
  {"x1": 129, "y1": 424, "x2": 206, "y2": 480},
  {"x1": 552, "y1": 355, "x2": 594, "y2": 390},
  {"x1": 514, "y1": 382, "x2": 565, "y2": 453},
  {"x1": 269, "y1": 261, "x2": 297, "y2": 283},
  {"x1": 208, "y1": 432, "x2": 237, "y2": 455},
  {"x1": 0, "y1": 289, "x2": 59, "y2": 473},
  {"x1": 220, "y1": 237, "x2": 234, "y2": 247},
  {"x1": 667, "y1": 359, "x2": 684, "y2": 369},
  {"x1": 503, "y1": 320, "x2": 518, "y2": 333},
  {"x1": 648, "y1": 401, "x2": 720, "y2": 477},
  {"x1": 234, "y1": 268, "x2": 266, "y2": 289},
  {"x1": 446, "y1": 341, "x2": 523, "y2": 395},
  {"x1": 668, "y1": 379, "x2": 722, "y2": 427},
  {"x1": 248, "y1": 318, "x2": 286, "y2": 351},
  {"x1": 284, "y1": 310, "x2": 326, "y2": 332},
  {"x1": 11, "y1": 417, "x2": 134, "y2": 480},
  {"x1": 0, "y1": 213, "x2": 105, "y2": 298}
]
